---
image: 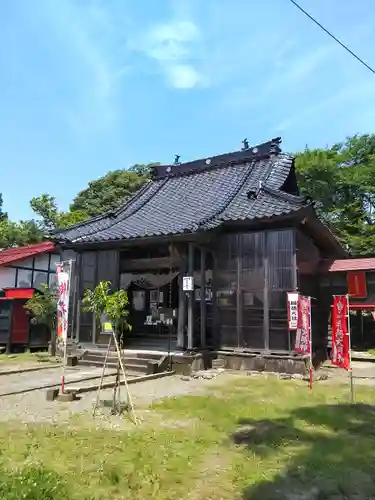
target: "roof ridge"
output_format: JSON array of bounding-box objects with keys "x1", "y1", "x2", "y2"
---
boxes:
[{"x1": 154, "y1": 151, "x2": 275, "y2": 180}]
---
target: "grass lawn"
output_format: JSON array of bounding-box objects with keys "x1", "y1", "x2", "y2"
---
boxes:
[
  {"x1": 0, "y1": 351, "x2": 56, "y2": 365},
  {"x1": 1, "y1": 375, "x2": 375, "y2": 499}
]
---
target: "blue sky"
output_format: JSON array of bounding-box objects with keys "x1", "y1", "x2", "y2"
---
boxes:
[{"x1": 1, "y1": 0, "x2": 374, "y2": 220}]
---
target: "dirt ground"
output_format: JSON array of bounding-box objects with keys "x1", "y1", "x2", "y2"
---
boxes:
[
  {"x1": 321, "y1": 360, "x2": 375, "y2": 386},
  {"x1": 0, "y1": 361, "x2": 374, "y2": 427}
]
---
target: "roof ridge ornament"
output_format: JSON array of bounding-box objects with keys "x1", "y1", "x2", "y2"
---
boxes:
[
  {"x1": 269, "y1": 137, "x2": 282, "y2": 156},
  {"x1": 174, "y1": 154, "x2": 181, "y2": 165},
  {"x1": 241, "y1": 138, "x2": 249, "y2": 151}
]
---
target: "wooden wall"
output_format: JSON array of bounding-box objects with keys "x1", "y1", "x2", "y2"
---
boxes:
[
  {"x1": 75, "y1": 249, "x2": 120, "y2": 343},
  {"x1": 214, "y1": 228, "x2": 296, "y2": 352}
]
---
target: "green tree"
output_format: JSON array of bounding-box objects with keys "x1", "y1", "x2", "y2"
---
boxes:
[
  {"x1": 30, "y1": 194, "x2": 88, "y2": 231},
  {"x1": 0, "y1": 193, "x2": 8, "y2": 222},
  {"x1": 295, "y1": 134, "x2": 375, "y2": 256},
  {"x1": 30, "y1": 194, "x2": 59, "y2": 231},
  {"x1": 24, "y1": 284, "x2": 58, "y2": 356},
  {"x1": 70, "y1": 163, "x2": 157, "y2": 217},
  {"x1": 82, "y1": 281, "x2": 131, "y2": 335},
  {"x1": 0, "y1": 219, "x2": 43, "y2": 249}
]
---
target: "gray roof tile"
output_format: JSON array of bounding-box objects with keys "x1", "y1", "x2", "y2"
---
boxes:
[{"x1": 53, "y1": 143, "x2": 308, "y2": 244}]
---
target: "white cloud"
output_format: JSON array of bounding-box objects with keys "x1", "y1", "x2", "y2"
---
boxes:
[
  {"x1": 138, "y1": 19, "x2": 206, "y2": 89},
  {"x1": 167, "y1": 64, "x2": 202, "y2": 88}
]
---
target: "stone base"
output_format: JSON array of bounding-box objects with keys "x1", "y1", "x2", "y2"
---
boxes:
[
  {"x1": 139, "y1": 349, "x2": 309, "y2": 377},
  {"x1": 57, "y1": 392, "x2": 77, "y2": 402},
  {"x1": 45, "y1": 388, "x2": 59, "y2": 401},
  {"x1": 67, "y1": 355, "x2": 78, "y2": 367},
  {"x1": 214, "y1": 351, "x2": 309, "y2": 375},
  {"x1": 171, "y1": 353, "x2": 207, "y2": 375}
]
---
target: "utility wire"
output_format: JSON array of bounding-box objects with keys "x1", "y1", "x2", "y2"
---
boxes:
[{"x1": 288, "y1": 0, "x2": 375, "y2": 75}]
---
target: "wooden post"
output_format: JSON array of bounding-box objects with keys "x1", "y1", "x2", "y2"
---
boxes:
[
  {"x1": 212, "y1": 252, "x2": 219, "y2": 348},
  {"x1": 5, "y1": 301, "x2": 13, "y2": 355},
  {"x1": 263, "y1": 249, "x2": 270, "y2": 351},
  {"x1": 200, "y1": 247, "x2": 206, "y2": 348},
  {"x1": 187, "y1": 242, "x2": 194, "y2": 350},
  {"x1": 291, "y1": 232, "x2": 298, "y2": 353},
  {"x1": 177, "y1": 257, "x2": 186, "y2": 348},
  {"x1": 236, "y1": 235, "x2": 241, "y2": 348}
]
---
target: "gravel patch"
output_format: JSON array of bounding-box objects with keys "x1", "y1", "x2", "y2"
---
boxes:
[{"x1": 0, "y1": 373, "x2": 239, "y2": 427}]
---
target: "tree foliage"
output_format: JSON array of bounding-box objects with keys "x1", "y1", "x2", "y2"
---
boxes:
[
  {"x1": 82, "y1": 281, "x2": 131, "y2": 334},
  {"x1": 69, "y1": 163, "x2": 156, "y2": 217},
  {"x1": 30, "y1": 194, "x2": 88, "y2": 231},
  {"x1": 24, "y1": 284, "x2": 58, "y2": 355},
  {"x1": 24, "y1": 283, "x2": 57, "y2": 328},
  {"x1": 295, "y1": 134, "x2": 375, "y2": 256},
  {"x1": 0, "y1": 218, "x2": 43, "y2": 249},
  {"x1": 0, "y1": 194, "x2": 8, "y2": 222}
]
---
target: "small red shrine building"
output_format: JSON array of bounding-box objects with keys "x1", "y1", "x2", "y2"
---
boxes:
[{"x1": 0, "y1": 242, "x2": 60, "y2": 351}]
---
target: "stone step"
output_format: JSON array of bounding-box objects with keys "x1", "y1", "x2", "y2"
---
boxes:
[
  {"x1": 79, "y1": 359, "x2": 150, "y2": 374},
  {"x1": 83, "y1": 349, "x2": 164, "y2": 361},
  {"x1": 84, "y1": 353, "x2": 151, "y2": 367}
]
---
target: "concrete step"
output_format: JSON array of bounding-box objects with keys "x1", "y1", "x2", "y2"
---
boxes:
[
  {"x1": 84, "y1": 353, "x2": 151, "y2": 367},
  {"x1": 79, "y1": 359, "x2": 151, "y2": 374}
]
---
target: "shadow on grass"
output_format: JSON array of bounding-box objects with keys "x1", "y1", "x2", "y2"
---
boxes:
[{"x1": 233, "y1": 403, "x2": 375, "y2": 500}]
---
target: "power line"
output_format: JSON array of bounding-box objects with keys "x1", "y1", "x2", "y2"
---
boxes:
[{"x1": 288, "y1": 0, "x2": 375, "y2": 75}]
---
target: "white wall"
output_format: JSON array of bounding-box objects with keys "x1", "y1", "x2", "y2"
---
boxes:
[{"x1": 0, "y1": 267, "x2": 16, "y2": 288}]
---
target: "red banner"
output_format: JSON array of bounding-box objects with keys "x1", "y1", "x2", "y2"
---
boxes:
[
  {"x1": 347, "y1": 271, "x2": 367, "y2": 298},
  {"x1": 294, "y1": 295, "x2": 311, "y2": 355},
  {"x1": 331, "y1": 295, "x2": 350, "y2": 370}
]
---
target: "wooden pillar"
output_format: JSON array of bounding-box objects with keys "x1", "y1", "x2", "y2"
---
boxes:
[
  {"x1": 76, "y1": 299, "x2": 81, "y2": 343},
  {"x1": 290, "y1": 230, "x2": 298, "y2": 353},
  {"x1": 212, "y1": 252, "x2": 219, "y2": 348},
  {"x1": 263, "y1": 234, "x2": 270, "y2": 351},
  {"x1": 200, "y1": 247, "x2": 206, "y2": 349},
  {"x1": 177, "y1": 255, "x2": 186, "y2": 348},
  {"x1": 92, "y1": 314, "x2": 97, "y2": 345},
  {"x1": 236, "y1": 235, "x2": 242, "y2": 348},
  {"x1": 187, "y1": 242, "x2": 194, "y2": 350}
]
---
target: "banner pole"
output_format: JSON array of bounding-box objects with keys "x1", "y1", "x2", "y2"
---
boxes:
[
  {"x1": 308, "y1": 296, "x2": 313, "y2": 390},
  {"x1": 346, "y1": 294, "x2": 354, "y2": 404}
]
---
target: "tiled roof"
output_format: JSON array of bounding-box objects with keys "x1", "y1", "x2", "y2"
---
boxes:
[
  {"x1": 0, "y1": 242, "x2": 56, "y2": 266},
  {"x1": 322, "y1": 258, "x2": 375, "y2": 272},
  {"x1": 52, "y1": 139, "x2": 308, "y2": 245}
]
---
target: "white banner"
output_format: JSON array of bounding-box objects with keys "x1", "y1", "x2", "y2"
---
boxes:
[
  {"x1": 57, "y1": 270, "x2": 70, "y2": 342},
  {"x1": 287, "y1": 292, "x2": 299, "y2": 330}
]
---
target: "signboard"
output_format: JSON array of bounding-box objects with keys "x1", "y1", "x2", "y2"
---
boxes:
[
  {"x1": 56, "y1": 270, "x2": 70, "y2": 342},
  {"x1": 294, "y1": 295, "x2": 311, "y2": 355},
  {"x1": 183, "y1": 276, "x2": 194, "y2": 291},
  {"x1": 101, "y1": 312, "x2": 113, "y2": 334},
  {"x1": 347, "y1": 271, "x2": 367, "y2": 298},
  {"x1": 287, "y1": 292, "x2": 299, "y2": 330},
  {"x1": 331, "y1": 295, "x2": 350, "y2": 370}
]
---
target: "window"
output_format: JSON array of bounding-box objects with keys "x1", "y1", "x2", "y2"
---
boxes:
[
  {"x1": 34, "y1": 271, "x2": 48, "y2": 289},
  {"x1": 34, "y1": 254, "x2": 50, "y2": 271},
  {"x1": 17, "y1": 269, "x2": 32, "y2": 287}
]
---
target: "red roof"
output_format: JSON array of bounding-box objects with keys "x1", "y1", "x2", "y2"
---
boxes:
[
  {"x1": 322, "y1": 258, "x2": 375, "y2": 273},
  {"x1": 0, "y1": 242, "x2": 56, "y2": 267}
]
